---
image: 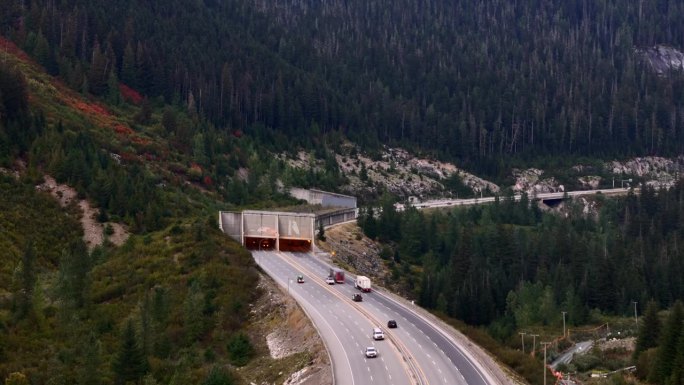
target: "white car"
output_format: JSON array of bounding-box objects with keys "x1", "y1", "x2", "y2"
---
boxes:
[
  {"x1": 325, "y1": 276, "x2": 335, "y2": 285},
  {"x1": 365, "y1": 346, "x2": 378, "y2": 358},
  {"x1": 372, "y1": 328, "x2": 384, "y2": 340}
]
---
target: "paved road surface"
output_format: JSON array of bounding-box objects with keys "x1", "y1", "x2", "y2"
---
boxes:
[
  {"x1": 258, "y1": 250, "x2": 499, "y2": 385},
  {"x1": 255, "y1": 250, "x2": 414, "y2": 385},
  {"x1": 396, "y1": 188, "x2": 634, "y2": 211},
  {"x1": 550, "y1": 340, "x2": 594, "y2": 370}
]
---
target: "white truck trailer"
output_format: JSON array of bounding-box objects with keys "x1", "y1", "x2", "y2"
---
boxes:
[{"x1": 355, "y1": 276, "x2": 371, "y2": 292}]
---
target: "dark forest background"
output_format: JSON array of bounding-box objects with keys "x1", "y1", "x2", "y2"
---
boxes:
[{"x1": 3, "y1": 0, "x2": 684, "y2": 176}]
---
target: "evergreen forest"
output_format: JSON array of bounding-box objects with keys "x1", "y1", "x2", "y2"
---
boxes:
[
  {"x1": 360, "y1": 187, "x2": 684, "y2": 383},
  {"x1": 359, "y1": 186, "x2": 684, "y2": 335},
  {"x1": 4, "y1": 0, "x2": 684, "y2": 175}
]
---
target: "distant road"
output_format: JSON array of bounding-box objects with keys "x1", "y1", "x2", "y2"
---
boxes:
[
  {"x1": 395, "y1": 187, "x2": 634, "y2": 211},
  {"x1": 256, "y1": 250, "x2": 501, "y2": 385},
  {"x1": 550, "y1": 340, "x2": 594, "y2": 370}
]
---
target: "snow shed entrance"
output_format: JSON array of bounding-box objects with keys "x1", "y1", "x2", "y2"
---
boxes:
[{"x1": 219, "y1": 210, "x2": 315, "y2": 252}]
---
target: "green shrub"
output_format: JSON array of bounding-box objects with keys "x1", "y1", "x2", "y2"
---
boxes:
[
  {"x1": 226, "y1": 332, "x2": 253, "y2": 367},
  {"x1": 202, "y1": 367, "x2": 235, "y2": 385}
]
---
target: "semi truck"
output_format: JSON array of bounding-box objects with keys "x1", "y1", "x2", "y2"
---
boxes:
[
  {"x1": 329, "y1": 268, "x2": 345, "y2": 283},
  {"x1": 355, "y1": 276, "x2": 371, "y2": 292}
]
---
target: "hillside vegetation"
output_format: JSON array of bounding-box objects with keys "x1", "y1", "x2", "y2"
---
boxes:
[{"x1": 0, "y1": 36, "x2": 300, "y2": 384}]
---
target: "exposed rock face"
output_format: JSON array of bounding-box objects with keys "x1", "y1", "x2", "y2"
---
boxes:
[
  {"x1": 606, "y1": 156, "x2": 684, "y2": 188},
  {"x1": 282, "y1": 144, "x2": 684, "y2": 203},
  {"x1": 512, "y1": 168, "x2": 564, "y2": 195},
  {"x1": 283, "y1": 144, "x2": 499, "y2": 201},
  {"x1": 578, "y1": 176, "x2": 602, "y2": 189},
  {"x1": 636, "y1": 45, "x2": 684, "y2": 75}
]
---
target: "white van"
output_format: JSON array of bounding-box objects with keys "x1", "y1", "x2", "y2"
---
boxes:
[{"x1": 372, "y1": 328, "x2": 384, "y2": 340}]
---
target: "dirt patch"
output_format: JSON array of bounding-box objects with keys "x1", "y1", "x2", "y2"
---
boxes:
[
  {"x1": 36, "y1": 175, "x2": 129, "y2": 250},
  {"x1": 245, "y1": 274, "x2": 331, "y2": 385}
]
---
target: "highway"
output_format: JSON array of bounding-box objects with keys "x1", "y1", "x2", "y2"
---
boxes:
[
  {"x1": 395, "y1": 187, "x2": 634, "y2": 211},
  {"x1": 255, "y1": 250, "x2": 415, "y2": 385},
  {"x1": 255, "y1": 250, "x2": 499, "y2": 385}
]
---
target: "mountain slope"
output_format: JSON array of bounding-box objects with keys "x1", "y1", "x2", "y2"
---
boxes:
[
  {"x1": 5, "y1": 0, "x2": 684, "y2": 172},
  {"x1": 0, "y1": 36, "x2": 316, "y2": 384}
]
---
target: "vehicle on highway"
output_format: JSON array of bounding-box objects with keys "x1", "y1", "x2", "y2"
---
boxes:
[
  {"x1": 329, "y1": 268, "x2": 345, "y2": 283},
  {"x1": 297, "y1": 275, "x2": 304, "y2": 283},
  {"x1": 352, "y1": 293, "x2": 363, "y2": 302},
  {"x1": 372, "y1": 328, "x2": 384, "y2": 340},
  {"x1": 387, "y1": 320, "x2": 397, "y2": 328},
  {"x1": 325, "y1": 276, "x2": 335, "y2": 285},
  {"x1": 355, "y1": 275, "x2": 371, "y2": 292},
  {"x1": 365, "y1": 346, "x2": 378, "y2": 358}
]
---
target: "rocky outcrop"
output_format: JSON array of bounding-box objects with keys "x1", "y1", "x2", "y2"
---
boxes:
[
  {"x1": 636, "y1": 45, "x2": 684, "y2": 75},
  {"x1": 606, "y1": 156, "x2": 684, "y2": 188},
  {"x1": 512, "y1": 168, "x2": 564, "y2": 195},
  {"x1": 284, "y1": 144, "x2": 499, "y2": 201}
]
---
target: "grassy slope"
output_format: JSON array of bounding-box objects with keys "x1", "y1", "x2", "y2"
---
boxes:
[{"x1": 0, "y1": 38, "x2": 268, "y2": 384}]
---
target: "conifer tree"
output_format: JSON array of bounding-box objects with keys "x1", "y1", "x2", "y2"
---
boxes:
[
  {"x1": 184, "y1": 280, "x2": 205, "y2": 343},
  {"x1": 112, "y1": 319, "x2": 149, "y2": 385},
  {"x1": 634, "y1": 300, "x2": 661, "y2": 359},
  {"x1": 57, "y1": 242, "x2": 91, "y2": 308},
  {"x1": 121, "y1": 42, "x2": 137, "y2": 87},
  {"x1": 670, "y1": 331, "x2": 684, "y2": 385},
  {"x1": 650, "y1": 301, "x2": 684, "y2": 384},
  {"x1": 79, "y1": 333, "x2": 102, "y2": 385},
  {"x1": 15, "y1": 241, "x2": 35, "y2": 319}
]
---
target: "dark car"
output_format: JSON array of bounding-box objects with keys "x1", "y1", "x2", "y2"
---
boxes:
[
  {"x1": 352, "y1": 293, "x2": 363, "y2": 302},
  {"x1": 297, "y1": 275, "x2": 304, "y2": 283},
  {"x1": 387, "y1": 320, "x2": 397, "y2": 328}
]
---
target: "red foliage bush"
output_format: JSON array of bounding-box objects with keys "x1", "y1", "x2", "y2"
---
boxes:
[
  {"x1": 0, "y1": 36, "x2": 33, "y2": 63},
  {"x1": 74, "y1": 101, "x2": 111, "y2": 117},
  {"x1": 113, "y1": 124, "x2": 134, "y2": 135},
  {"x1": 119, "y1": 152, "x2": 140, "y2": 163},
  {"x1": 203, "y1": 175, "x2": 213, "y2": 186},
  {"x1": 119, "y1": 84, "x2": 143, "y2": 105},
  {"x1": 131, "y1": 136, "x2": 151, "y2": 145}
]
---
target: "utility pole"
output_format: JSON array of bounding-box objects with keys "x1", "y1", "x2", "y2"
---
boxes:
[
  {"x1": 562, "y1": 311, "x2": 568, "y2": 338},
  {"x1": 519, "y1": 332, "x2": 527, "y2": 354},
  {"x1": 541, "y1": 342, "x2": 552, "y2": 385},
  {"x1": 633, "y1": 301, "x2": 638, "y2": 330},
  {"x1": 530, "y1": 334, "x2": 539, "y2": 356}
]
